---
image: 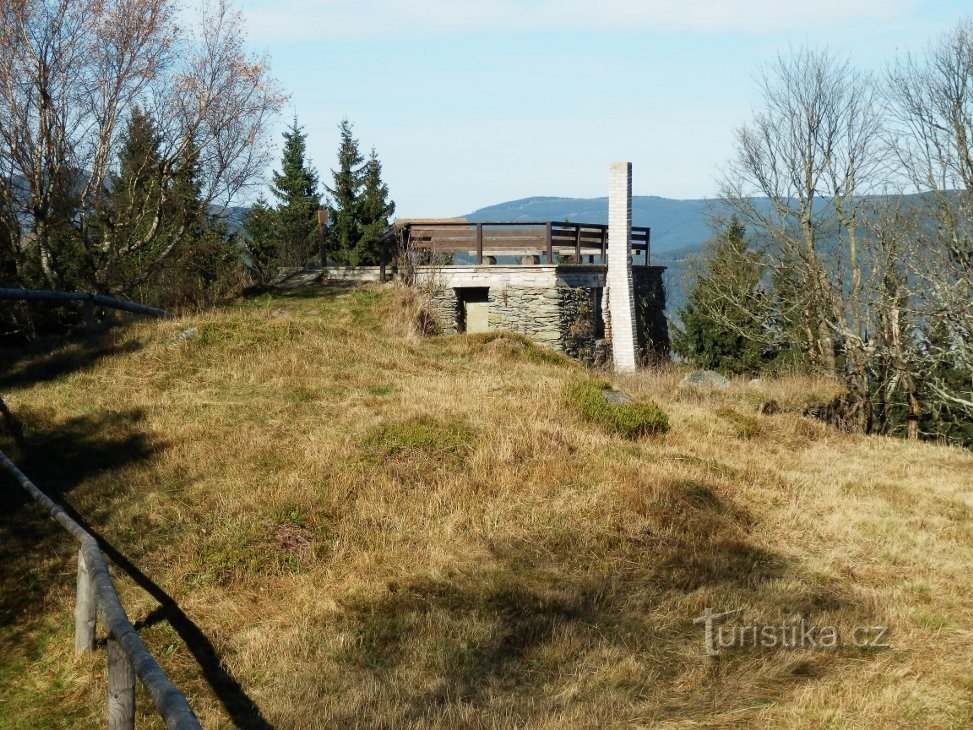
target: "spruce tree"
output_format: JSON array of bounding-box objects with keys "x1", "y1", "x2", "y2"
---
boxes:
[
  {"x1": 672, "y1": 217, "x2": 777, "y2": 375},
  {"x1": 105, "y1": 113, "x2": 239, "y2": 306},
  {"x1": 271, "y1": 118, "x2": 322, "y2": 266},
  {"x1": 357, "y1": 147, "x2": 395, "y2": 265},
  {"x1": 325, "y1": 119, "x2": 364, "y2": 265},
  {"x1": 244, "y1": 195, "x2": 280, "y2": 284},
  {"x1": 104, "y1": 108, "x2": 166, "y2": 292}
]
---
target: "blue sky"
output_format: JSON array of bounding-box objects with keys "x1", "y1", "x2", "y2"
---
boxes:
[{"x1": 236, "y1": 0, "x2": 972, "y2": 217}]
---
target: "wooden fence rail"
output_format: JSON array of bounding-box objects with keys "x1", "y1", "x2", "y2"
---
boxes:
[
  {"x1": 0, "y1": 288, "x2": 174, "y2": 322},
  {"x1": 0, "y1": 449, "x2": 201, "y2": 730}
]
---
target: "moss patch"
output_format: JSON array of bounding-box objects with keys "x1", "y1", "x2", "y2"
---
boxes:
[
  {"x1": 362, "y1": 416, "x2": 475, "y2": 462},
  {"x1": 564, "y1": 379, "x2": 669, "y2": 439}
]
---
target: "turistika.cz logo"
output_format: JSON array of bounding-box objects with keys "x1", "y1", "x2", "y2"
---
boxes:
[{"x1": 692, "y1": 608, "x2": 890, "y2": 657}]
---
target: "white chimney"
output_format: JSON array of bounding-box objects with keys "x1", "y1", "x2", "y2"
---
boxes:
[{"x1": 606, "y1": 162, "x2": 638, "y2": 371}]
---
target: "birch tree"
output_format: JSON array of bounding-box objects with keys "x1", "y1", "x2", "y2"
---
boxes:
[
  {"x1": 0, "y1": 0, "x2": 285, "y2": 299},
  {"x1": 887, "y1": 20, "x2": 973, "y2": 424},
  {"x1": 720, "y1": 47, "x2": 893, "y2": 429}
]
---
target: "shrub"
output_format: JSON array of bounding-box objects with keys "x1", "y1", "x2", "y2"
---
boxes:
[
  {"x1": 564, "y1": 379, "x2": 669, "y2": 439},
  {"x1": 715, "y1": 406, "x2": 762, "y2": 439}
]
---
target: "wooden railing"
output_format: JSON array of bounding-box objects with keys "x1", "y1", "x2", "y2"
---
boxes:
[
  {"x1": 399, "y1": 221, "x2": 652, "y2": 266},
  {"x1": 0, "y1": 450, "x2": 201, "y2": 730},
  {"x1": 0, "y1": 288, "x2": 173, "y2": 327}
]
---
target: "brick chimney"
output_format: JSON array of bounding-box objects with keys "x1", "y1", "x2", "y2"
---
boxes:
[{"x1": 605, "y1": 162, "x2": 638, "y2": 371}]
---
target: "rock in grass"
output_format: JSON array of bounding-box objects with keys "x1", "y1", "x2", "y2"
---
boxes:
[
  {"x1": 168, "y1": 327, "x2": 198, "y2": 345},
  {"x1": 601, "y1": 388, "x2": 632, "y2": 405},
  {"x1": 680, "y1": 369, "x2": 730, "y2": 390}
]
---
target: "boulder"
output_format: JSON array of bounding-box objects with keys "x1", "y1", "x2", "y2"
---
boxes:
[
  {"x1": 168, "y1": 327, "x2": 198, "y2": 345},
  {"x1": 680, "y1": 369, "x2": 731, "y2": 390},
  {"x1": 601, "y1": 388, "x2": 632, "y2": 405}
]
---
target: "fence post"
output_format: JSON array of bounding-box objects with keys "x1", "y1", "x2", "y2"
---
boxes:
[
  {"x1": 74, "y1": 550, "x2": 96, "y2": 653},
  {"x1": 82, "y1": 299, "x2": 95, "y2": 334},
  {"x1": 108, "y1": 636, "x2": 136, "y2": 730},
  {"x1": 546, "y1": 222, "x2": 554, "y2": 264}
]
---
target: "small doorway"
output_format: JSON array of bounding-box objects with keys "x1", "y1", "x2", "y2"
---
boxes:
[{"x1": 458, "y1": 287, "x2": 490, "y2": 333}]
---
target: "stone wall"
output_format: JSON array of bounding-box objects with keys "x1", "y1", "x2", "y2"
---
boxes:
[
  {"x1": 273, "y1": 266, "x2": 383, "y2": 288},
  {"x1": 420, "y1": 266, "x2": 667, "y2": 366},
  {"x1": 427, "y1": 288, "x2": 460, "y2": 335},
  {"x1": 487, "y1": 287, "x2": 562, "y2": 350},
  {"x1": 559, "y1": 287, "x2": 598, "y2": 363}
]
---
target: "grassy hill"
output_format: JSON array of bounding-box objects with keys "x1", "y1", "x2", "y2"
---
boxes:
[{"x1": 1, "y1": 286, "x2": 972, "y2": 727}]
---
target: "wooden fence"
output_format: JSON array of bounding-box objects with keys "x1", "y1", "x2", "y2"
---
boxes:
[
  {"x1": 0, "y1": 450, "x2": 201, "y2": 729},
  {"x1": 0, "y1": 288, "x2": 173, "y2": 327},
  {"x1": 398, "y1": 220, "x2": 652, "y2": 266}
]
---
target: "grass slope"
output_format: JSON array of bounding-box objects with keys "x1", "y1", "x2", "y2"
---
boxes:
[{"x1": 1, "y1": 286, "x2": 972, "y2": 728}]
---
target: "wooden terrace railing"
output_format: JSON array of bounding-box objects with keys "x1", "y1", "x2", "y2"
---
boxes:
[{"x1": 398, "y1": 221, "x2": 651, "y2": 266}]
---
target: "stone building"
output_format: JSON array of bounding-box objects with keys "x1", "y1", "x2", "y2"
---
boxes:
[
  {"x1": 420, "y1": 263, "x2": 667, "y2": 364},
  {"x1": 401, "y1": 217, "x2": 668, "y2": 365},
  {"x1": 276, "y1": 164, "x2": 669, "y2": 367}
]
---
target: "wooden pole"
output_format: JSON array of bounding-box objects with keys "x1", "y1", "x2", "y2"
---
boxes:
[
  {"x1": 74, "y1": 550, "x2": 96, "y2": 653},
  {"x1": 476, "y1": 223, "x2": 483, "y2": 265},
  {"x1": 82, "y1": 300, "x2": 95, "y2": 335},
  {"x1": 574, "y1": 224, "x2": 581, "y2": 263},
  {"x1": 316, "y1": 208, "x2": 328, "y2": 266},
  {"x1": 546, "y1": 222, "x2": 554, "y2": 264},
  {"x1": 108, "y1": 636, "x2": 136, "y2": 730}
]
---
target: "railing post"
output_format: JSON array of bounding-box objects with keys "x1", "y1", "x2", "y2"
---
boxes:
[
  {"x1": 379, "y1": 237, "x2": 387, "y2": 283},
  {"x1": 108, "y1": 636, "x2": 136, "y2": 730},
  {"x1": 574, "y1": 224, "x2": 581, "y2": 263},
  {"x1": 82, "y1": 299, "x2": 95, "y2": 334},
  {"x1": 476, "y1": 223, "x2": 483, "y2": 265},
  {"x1": 74, "y1": 549, "x2": 96, "y2": 653},
  {"x1": 546, "y1": 222, "x2": 554, "y2": 264}
]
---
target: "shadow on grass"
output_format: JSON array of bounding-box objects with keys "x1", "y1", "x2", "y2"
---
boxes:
[
  {"x1": 242, "y1": 282, "x2": 360, "y2": 302},
  {"x1": 0, "y1": 332, "x2": 141, "y2": 392},
  {"x1": 67, "y1": 506, "x2": 275, "y2": 730},
  {"x1": 0, "y1": 408, "x2": 273, "y2": 729},
  {"x1": 0, "y1": 408, "x2": 159, "y2": 628},
  {"x1": 330, "y1": 479, "x2": 856, "y2": 726}
]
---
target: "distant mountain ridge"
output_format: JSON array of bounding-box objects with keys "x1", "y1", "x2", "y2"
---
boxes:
[
  {"x1": 464, "y1": 195, "x2": 720, "y2": 315},
  {"x1": 464, "y1": 195, "x2": 719, "y2": 254}
]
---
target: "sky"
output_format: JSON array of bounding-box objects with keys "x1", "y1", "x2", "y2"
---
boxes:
[{"x1": 234, "y1": 0, "x2": 972, "y2": 218}]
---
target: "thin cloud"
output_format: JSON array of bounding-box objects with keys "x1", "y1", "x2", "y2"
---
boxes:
[{"x1": 239, "y1": 0, "x2": 917, "y2": 43}]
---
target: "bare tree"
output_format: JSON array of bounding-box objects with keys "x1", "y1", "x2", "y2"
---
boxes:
[
  {"x1": 719, "y1": 47, "x2": 894, "y2": 429},
  {"x1": 887, "y1": 20, "x2": 973, "y2": 422},
  {"x1": 0, "y1": 0, "x2": 285, "y2": 298}
]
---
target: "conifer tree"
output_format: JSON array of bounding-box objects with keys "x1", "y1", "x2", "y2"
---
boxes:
[
  {"x1": 244, "y1": 195, "x2": 280, "y2": 284},
  {"x1": 326, "y1": 119, "x2": 364, "y2": 265},
  {"x1": 357, "y1": 147, "x2": 396, "y2": 265},
  {"x1": 104, "y1": 111, "x2": 240, "y2": 306},
  {"x1": 104, "y1": 108, "x2": 167, "y2": 291},
  {"x1": 672, "y1": 217, "x2": 778, "y2": 375},
  {"x1": 271, "y1": 118, "x2": 322, "y2": 266}
]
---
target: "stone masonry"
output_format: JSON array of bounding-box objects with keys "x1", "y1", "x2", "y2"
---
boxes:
[{"x1": 417, "y1": 264, "x2": 666, "y2": 366}]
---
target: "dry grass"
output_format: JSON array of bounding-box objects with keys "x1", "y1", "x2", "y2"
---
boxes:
[{"x1": 1, "y1": 283, "x2": 972, "y2": 728}]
